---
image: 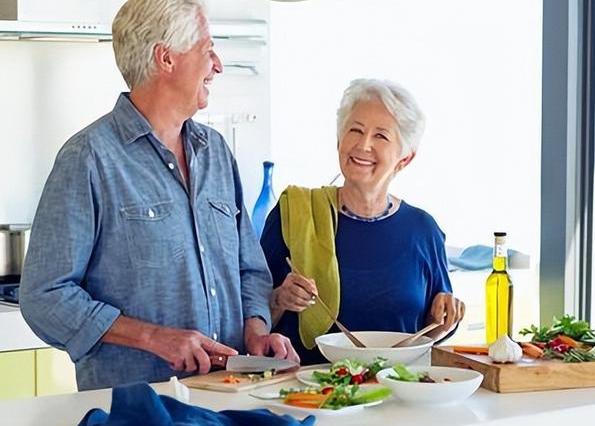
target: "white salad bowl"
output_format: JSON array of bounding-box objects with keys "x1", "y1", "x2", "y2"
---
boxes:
[
  {"x1": 376, "y1": 366, "x2": 483, "y2": 405},
  {"x1": 315, "y1": 331, "x2": 432, "y2": 365}
]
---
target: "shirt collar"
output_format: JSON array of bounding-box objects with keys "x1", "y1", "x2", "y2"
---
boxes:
[
  {"x1": 112, "y1": 93, "x2": 209, "y2": 148},
  {"x1": 112, "y1": 93, "x2": 153, "y2": 145}
]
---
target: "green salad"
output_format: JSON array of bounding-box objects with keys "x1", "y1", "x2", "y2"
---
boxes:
[
  {"x1": 280, "y1": 384, "x2": 392, "y2": 410},
  {"x1": 312, "y1": 357, "x2": 388, "y2": 386},
  {"x1": 387, "y1": 363, "x2": 443, "y2": 383}
]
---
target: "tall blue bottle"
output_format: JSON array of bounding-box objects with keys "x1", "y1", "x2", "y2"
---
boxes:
[{"x1": 251, "y1": 161, "x2": 277, "y2": 239}]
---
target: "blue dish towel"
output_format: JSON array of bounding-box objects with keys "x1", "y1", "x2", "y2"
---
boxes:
[
  {"x1": 447, "y1": 245, "x2": 527, "y2": 271},
  {"x1": 78, "y1": 382, "x2": 316, "y2": 426}
]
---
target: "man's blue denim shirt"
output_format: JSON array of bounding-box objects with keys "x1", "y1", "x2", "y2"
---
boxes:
[{"x1": 20, "y1": 94, "x2": 273, "y2": 391}]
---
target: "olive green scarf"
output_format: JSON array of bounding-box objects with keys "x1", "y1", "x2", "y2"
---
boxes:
[{"x1": 279, "y1": 185, "x2": 340, "y2": 349}]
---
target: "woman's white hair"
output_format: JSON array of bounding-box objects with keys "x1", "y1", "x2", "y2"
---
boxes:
[
  {"x1": 336, "y1": 79, "x2": 425, "y2": 155},
  {"x1": 112, "y1": 0, "x2": 206, "y2": 89}
]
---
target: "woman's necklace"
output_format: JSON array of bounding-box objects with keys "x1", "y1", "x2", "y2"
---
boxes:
[{"x1": 340, "y1": 195, "x2": 394, "y2": 222}]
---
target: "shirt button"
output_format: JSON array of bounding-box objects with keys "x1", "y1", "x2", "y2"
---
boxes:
[
  {"x1": 168, "y1": 163, "x2": 175, "y2": 170},
  {"x1": 213, "y1": 333, "x2": 218, "y2": 340},
  {"x1": 199, "y1": 244, "x2": 205, "y2": 253},
  {"x1": 148, "y1": 209, "x2": 155, "y2": 218},
  {"x1": 210, "y1": 287, "x2": 216, "y2": 297}
]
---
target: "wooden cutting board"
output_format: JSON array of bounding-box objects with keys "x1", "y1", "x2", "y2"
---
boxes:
[
  {"x1": 432, "y1": 346, "x2": 595, "y2": 393},
  {"x1": 181, "y1": 369, "x2": 296, "y2": 393}
]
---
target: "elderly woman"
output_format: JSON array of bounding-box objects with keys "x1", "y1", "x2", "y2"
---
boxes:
[{"x1": 260, "y1": 78, "x2": 464, "y2": 364}]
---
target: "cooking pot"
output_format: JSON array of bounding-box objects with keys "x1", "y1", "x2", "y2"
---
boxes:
[{"x1": 0, "y1": 224, "x2": 31, "y2": 278}]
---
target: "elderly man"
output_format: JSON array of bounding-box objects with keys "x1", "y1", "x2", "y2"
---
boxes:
[{"x1": 19, "y1": 0, "x2": 297, "y2": 391}]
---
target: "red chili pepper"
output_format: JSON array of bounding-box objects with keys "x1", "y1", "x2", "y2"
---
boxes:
[
  {"x1": 351, "y1": 374, "x2": 364, "y2": 384},
  {"x1": 548, "y1": 337, "x2": 564, "y2": 348},
  {"x1": 321, "y1": 386, "x2": 334, "y2": 395},
  {"x1": 336, "y1": 367, "x2": 348, "y2": 377},
  {"x1": 552, "y1": 343, "x2": 570, "y2": 353}
]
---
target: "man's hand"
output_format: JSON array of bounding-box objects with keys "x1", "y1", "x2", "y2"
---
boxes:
[
  {"x1": 102, "y1": 316, "x2": 238, "y2": 374},
  {"x1": 246, "y1": 332, "x2": 300, "y2": 362},
  {"x1": 426, "y1": 292, "x2": 465, "y2": 339},
  {"x1": 146, "y1": 326, "x2": 238, "y2": 374},
  {"x1": 244, "y1": 317, "x2": 300, "y2": 363}
]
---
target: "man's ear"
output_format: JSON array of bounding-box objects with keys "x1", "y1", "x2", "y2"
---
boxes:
[
  {"x1": 395, "y1": 151, "x2": 416, "y2": 172},
  {"x1": 154, "y1": 44, "x2": 174, "y2": 73}
]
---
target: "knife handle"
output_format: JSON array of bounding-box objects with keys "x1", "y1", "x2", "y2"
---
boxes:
[{"x1": 209, "y1": 355, "x2": 228, "y2": 370}]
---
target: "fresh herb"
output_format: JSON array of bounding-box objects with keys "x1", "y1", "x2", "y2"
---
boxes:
[
  {"x1": 520, "y1": 315, "x2": 595, "y2": 362},
  {"x1": 520, "y1": 315, "x2": 595, "y2": 343}
]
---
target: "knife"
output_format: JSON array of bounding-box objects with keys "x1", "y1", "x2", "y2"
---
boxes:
[{"x1": 209, "y1": 354, "x2": 298, "y2": 373}]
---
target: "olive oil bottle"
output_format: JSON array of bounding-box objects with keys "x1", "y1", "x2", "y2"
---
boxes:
[{"x1": 485, "y1": 232, "x2": 513, "y2": 344}]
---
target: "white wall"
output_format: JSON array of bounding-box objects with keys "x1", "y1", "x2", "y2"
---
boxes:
[
  {"x1": 270, "y1": 0, "x2": 542, "y2": 254},
  {"x1": 0, "y1": 0, "x2": 270, "y2": 224}
]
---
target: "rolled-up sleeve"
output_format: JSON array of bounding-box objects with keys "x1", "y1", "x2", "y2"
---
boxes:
[
  {"x1": 19, "y1": 137, "x2": 120, "y2": 362},
  {"x1": 232, "y1": 160, "x2": 273, "y2": 328}
]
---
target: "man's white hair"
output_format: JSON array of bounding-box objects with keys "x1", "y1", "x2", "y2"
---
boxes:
[
  {"x1": 336, "y1": 79, "x2": 425, "y2": 155},
  {"x1": 112, "y1": 0, "x2": 206, "y2": 89}
]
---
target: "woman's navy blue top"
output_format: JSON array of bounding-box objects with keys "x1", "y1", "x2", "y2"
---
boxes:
[{"x1": 260, "y1": 200, "x2": 453, "y2": 365}]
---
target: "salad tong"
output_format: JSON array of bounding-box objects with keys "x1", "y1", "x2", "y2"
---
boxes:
[{"x1": 285, "y1": 257, "x2": 366, "y2": 348}]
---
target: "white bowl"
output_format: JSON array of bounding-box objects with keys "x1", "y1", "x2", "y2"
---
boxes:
[
  {"x1": 315, "y1": 331, "x2": 432, "y2": 365},
  {"x1": 376, "y1": 366, "x2": 483, "y2": 405}
]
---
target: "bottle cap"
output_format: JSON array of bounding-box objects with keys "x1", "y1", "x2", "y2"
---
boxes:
[{"x1": 494, "y1": 232, "x2": 507, "y2": 237}]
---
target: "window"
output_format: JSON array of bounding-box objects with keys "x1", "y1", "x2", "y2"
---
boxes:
[{"x1": 270, "y1": 0, "x2": 543, "y2": 342}]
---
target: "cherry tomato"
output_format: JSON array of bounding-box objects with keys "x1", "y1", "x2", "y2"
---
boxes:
[
  {"x1": 351, "y1": 374, "x2": 364, "y2": 384},
  {"x1": 336, "y1": 367, "x2": 348, "y2": 377},
  {"x1": 321, "y1": 386, "x2": 334, "y2": 395}
]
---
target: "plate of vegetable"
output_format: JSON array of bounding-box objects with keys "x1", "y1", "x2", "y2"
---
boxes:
[
  {"x1": 519, "y1": 315, "x2": 595, "y2": 362},
  {"x1": 296, "y1": 358, "x2": 388, "y2": 387},
  {"x1": 258, "y1": 384, "x2": 392, "y2": 416},
  {"x1": 376, "y1": 364, "x2": 482, "y2": 405}
]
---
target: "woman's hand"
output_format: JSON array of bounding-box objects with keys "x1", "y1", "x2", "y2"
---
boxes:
[
  {"x1": 271, "y1": 272, "x2": 318, "y2": 313},
  {"x1": 426, "y1": 292, "x2": 465, "y2": 339}
]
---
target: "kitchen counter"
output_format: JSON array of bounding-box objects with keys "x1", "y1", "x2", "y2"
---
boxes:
[
  {"x1": 0, "y1": 304, "x2": 48, "y2": 352},
  {"x1": 2, "y1": 375, "x2": 595, "y2": 425}
]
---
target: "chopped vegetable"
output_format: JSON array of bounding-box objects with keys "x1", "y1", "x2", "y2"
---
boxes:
[
  {"x1": 519, "y1": 315, "x2": 595, "y2": 362},
  {"x1": 387, "y1": 363, "x2": 439, "y2": 383},
  {"x1": 453, "y1": 345, "x2": 489, "y2": 355},
  {"x1": 556, "y1": 335, "x2": 579, "y2": 348},
  {"x1": 520, "y1": 342, "x2": 544, "y2": 359},
  {"x1": 222, "y1": 375, "x2": 241, "y2": 384}
]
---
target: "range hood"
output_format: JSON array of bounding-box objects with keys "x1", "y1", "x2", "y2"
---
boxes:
[{"x1": 0, "y1": 0, "x2": 267, "y2": 43}]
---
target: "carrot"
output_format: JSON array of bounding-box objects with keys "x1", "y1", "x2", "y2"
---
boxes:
[
  {"x1": 284, "y1": 392, "x2": 330, "y2": 408},
  {"x1": 557, "y1": 335, "x2": 579, "y2": 348},
  {"x1": 222, "y1": 375, "x2": 241, "y2": 384},
  {"x1": 521, "y1": 342, "x2": 544, "y2": 358},
  {"x1": 453, "y1": 345, "x2": 489, "y2": 355}
]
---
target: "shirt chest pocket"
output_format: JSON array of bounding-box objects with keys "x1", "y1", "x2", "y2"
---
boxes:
[
  {"x1": 120, "y1": 200, "x2": 185, "y2": 268},
  {"x1": 208, "y1": 199, "x2": 240, "y2": 258}
]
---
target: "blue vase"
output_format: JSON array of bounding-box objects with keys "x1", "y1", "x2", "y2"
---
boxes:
[{"x1": 252, "y1": 161, "x2": 277, "y2": 239}]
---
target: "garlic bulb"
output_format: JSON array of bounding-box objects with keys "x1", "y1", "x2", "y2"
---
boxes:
[{"x1": 488, "y1": 335, "x2": 523, "y2": 363}]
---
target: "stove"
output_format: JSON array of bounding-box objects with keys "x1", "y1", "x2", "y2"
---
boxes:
[{"x1": 0, "y1": 276, "x2": 20, "y2": 304}]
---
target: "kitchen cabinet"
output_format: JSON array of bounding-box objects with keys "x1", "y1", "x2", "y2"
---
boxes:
[
  {"x1": 0, "y1": 348, "x2": 76, "y2": 400},
  {"x1": 0, "y1": 350, "x2": 35, "y2": 399},
  {"x1": 35, "y1": 348, "x2": 77, "y2": 396}
]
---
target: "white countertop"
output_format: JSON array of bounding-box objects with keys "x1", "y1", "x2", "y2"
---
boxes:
[
  {"x1": 0, "y1": 304, "x2": 48, "y2": 352},
  {"x1": 1, "y1": 376, "x2": 594, "y2": 425}
]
